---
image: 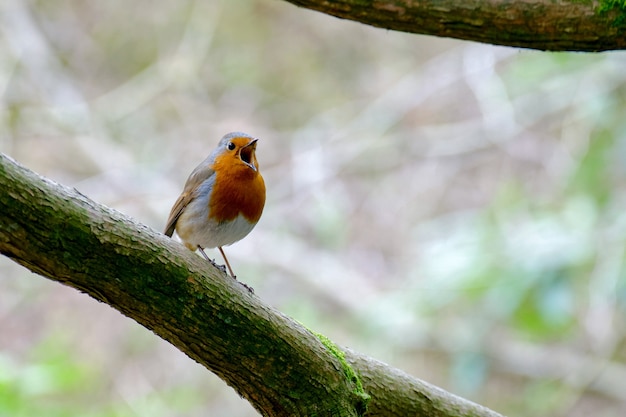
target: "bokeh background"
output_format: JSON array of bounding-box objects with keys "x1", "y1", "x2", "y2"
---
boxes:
[{"x1": 1, "y1": 0, "x2": 626, "y2": 416}]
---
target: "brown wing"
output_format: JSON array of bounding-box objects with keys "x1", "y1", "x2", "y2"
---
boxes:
[{"x1": 163, "y1": 162, "x2": 215, "y2": 237}]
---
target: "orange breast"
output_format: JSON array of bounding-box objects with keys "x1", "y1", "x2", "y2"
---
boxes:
[{"x1": 208, "y1": 155, "x2": 266, "y2": 223}]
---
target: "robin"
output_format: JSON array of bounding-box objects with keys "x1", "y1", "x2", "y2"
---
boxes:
[{"x1": 164, "y1": 132, "x2": 266, "y2": 280}]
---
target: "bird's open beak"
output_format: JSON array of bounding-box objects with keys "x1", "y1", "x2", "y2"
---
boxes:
[{"x1": 239, "y1": 139, "x2": 258, "y2": 171}]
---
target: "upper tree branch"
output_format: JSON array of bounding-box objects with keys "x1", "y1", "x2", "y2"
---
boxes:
[
  {"x1": 0, "y1": 153, "x2": 502, "y2": 417},
  {"x1": 283, "y1": 0, "x2": 626, "y2": 52}
]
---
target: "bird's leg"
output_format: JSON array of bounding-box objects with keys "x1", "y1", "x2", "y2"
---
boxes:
[
  {"x1": 197, "y1": 246, "x2": 213, "y2": 262},
  {"x1": 218, "y1": 246, "x2": 236, "y2": 278},
  {"x1": 198, "y1": 246, "x2": 227, "y2": 274},
  {"x1": 219, "y1": 247, "x2": 254, "y2": 294},
  {"x1": 200, "y1": 246, "x2": 253, "y2": 293}
]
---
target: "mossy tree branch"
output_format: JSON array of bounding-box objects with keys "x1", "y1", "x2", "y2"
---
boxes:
[
  {"x1": 282, "y1": 0, "x2": 626, "y2": 52},
  {"x1": 0, "y1": 153, "x2": 503, "y2": 416}
]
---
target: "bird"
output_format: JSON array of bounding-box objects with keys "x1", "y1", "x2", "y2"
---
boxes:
[{"x1": 164, "y1": 132, "x2": 266, "y2": 280}]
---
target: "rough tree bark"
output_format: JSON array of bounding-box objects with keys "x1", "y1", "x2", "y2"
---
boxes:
[
  {"x1": 282, "y1": 0, "x2": 626, "y2": 52},
  {"x1": 0, "y1": 154, "x2": 505, "y2": 416}
]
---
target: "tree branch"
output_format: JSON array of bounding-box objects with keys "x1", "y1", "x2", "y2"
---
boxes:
[
  {"x1": 283, "y1": 0, "x2": 626, "y2": 52},
  {"x1": 0, "y1": 153, "x2": 503, "y2": 417}
]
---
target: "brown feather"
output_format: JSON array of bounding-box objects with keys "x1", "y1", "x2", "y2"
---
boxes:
[{"x1": 163, "y1": 163, "x2": 215, "y2": 236}]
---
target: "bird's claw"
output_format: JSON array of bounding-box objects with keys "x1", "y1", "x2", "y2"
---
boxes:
[
  {"x1": 238, "y1": 281, "x2": 255, "y2": 294},
  {"x1": 200, "y1": 254, "x2": 254, "y2": 294},
  {"x1": 216, "y1": 263, "x2": 228, "y2": 274}
]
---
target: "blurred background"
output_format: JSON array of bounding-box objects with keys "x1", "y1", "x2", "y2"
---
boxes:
[{"x1": 1, "y1": 0, "x2": 626, "y2": 416}]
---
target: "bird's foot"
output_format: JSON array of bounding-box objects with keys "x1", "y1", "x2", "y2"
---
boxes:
[
  {"x1": 216, "y1": 263, "x2": 228, "y2": 274},
  {"x1": 225, "y1": 272, "x2": 254, "y2": 294},
  {"x1": 198, "y1": 246, "x2": 253, "y2": 293},
  {"x1": 238, "y1": 281, "x2": 255, "y2": 294}
]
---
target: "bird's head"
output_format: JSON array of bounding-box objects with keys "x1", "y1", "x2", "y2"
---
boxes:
[{"x1": 213, "y1": 132, "x2": 260, "y2": 173}]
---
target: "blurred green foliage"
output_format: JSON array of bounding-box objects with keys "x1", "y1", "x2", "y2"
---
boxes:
[
  {"x1": 0, "y1": 337, "x2": 97, "y2": 417},
  {"x1": 0, "y1": 335, "x2": 210, "y2": 417}
]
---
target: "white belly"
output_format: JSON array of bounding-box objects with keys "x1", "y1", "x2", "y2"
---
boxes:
[{"x1": 176, "y1": 194, "x2": 257, "y2": 249}]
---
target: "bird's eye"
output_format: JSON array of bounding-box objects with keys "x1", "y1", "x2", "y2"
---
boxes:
[{"x1": 227, "y1": 142, "x2": 236, "y2": 151}]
